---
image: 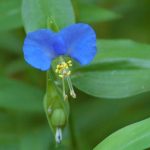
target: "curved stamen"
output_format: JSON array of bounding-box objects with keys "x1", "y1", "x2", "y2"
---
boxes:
[
  {"x1": 55, "y1": 59, "x2": 76, "y2": 99},
  {"x1": 66, "y1": 76, "x2": 76, "y2": 98},
  {"x1": 62, "y1": 77, "x2": 68, "y2": 100}
]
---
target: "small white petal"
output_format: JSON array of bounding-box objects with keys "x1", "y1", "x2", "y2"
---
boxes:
[{"x1": 55, "y1": 128, "x2": 62, "y2": 143}]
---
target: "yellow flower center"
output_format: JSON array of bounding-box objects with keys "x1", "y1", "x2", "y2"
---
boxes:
[{"x1": 55, "y1": 60, "x2": 72, "y2": 78}]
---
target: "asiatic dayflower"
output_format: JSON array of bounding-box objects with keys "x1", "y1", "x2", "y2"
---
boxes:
[{"x1": 23, "y1": 23, "x2": 97, "y2": 99}]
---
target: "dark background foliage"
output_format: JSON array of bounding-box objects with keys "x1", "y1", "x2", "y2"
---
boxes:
[{"x1": 0, "y1": 0, "x2": 150, "y2": 149}]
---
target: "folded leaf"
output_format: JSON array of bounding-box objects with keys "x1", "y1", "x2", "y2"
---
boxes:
[{"x1": 94, "y1": 118, "x2": 150, "y2": 150}]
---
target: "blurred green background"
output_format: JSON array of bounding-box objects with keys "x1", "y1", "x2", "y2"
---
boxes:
[{"x1": 0, "y1": 0, "x2": 150, "y2": 149}]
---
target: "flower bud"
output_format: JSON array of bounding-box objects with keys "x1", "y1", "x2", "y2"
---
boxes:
[{"x1": 51, "y1": 108, "x2": 66, "y2": 127}]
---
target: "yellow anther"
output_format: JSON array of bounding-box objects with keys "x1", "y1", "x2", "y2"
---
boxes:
[
  {"x1": 56, "y1": 64, "x2": 60, "y2": 68},
  {"x1": 63, "y1": 63, "x2": 68, "y2": 68},
  {"x1": 67, "y1": 60, "x2": 72, "y2": 64},
  {"x1": 59, "y1": 75, "x2": 64, "y2": 78},
  {"x1": 55, "y1": 68, "x2": 59, "y2": 73},
  {"x1": 58, "y1": 65, "x2": 63, "y2": 69},
  {"x1": 67, "y1": 60, "x2": 72, "y2": 66}
]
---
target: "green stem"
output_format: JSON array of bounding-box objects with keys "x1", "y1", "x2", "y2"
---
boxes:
[{"x1": 47, "y1": 16, "x2": 59, "y2": 32}]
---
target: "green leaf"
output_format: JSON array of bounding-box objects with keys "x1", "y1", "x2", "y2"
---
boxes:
[
  {"x1": 20, "y1": 126, "x2": 52, "y2": 150},
  {"x1": 71, "y1": 91, "x2": 150, "y2": 149},
  {"x1": 95, "y1": 39, "x2": 150, "y2": 61},
  {"x1": 78, "y1": 4, "x2": 121, "y2": 23},
  {"x1": 0, "y1": 29, "x2": 24, "y2": 54},
  {"x1": 94, "y1": 118, "x2": 150, "y2": 150},
  {"x1": 0, "y1": 0, "x2": 22, "y2": 31},
  {"x1": 72, "y1": 40, "x2": 150, "y2": 99},
  {"x1": 0, "y1": 77, "x2": 43, "y2": 113},
  {"x1": 22, "y1": 0, "x2": 75, "y2": 32}
]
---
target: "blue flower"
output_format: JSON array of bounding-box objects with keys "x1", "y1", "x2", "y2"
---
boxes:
[{"x1": 23, "y1": 23, "x2": 97, "y2": 71}]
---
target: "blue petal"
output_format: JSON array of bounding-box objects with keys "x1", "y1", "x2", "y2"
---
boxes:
[
  {"x1": 23, "y1": 29, "x2": 66, "y2": 71},
  {"x1": 59, "y1": 23, "x2": 97, "y2": 65}
]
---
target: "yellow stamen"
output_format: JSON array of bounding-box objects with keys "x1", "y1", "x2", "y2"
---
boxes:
[
  {"x1": 55, "y1": 59, "x2": 76, "y2": 100},
  {"x1": 67, "y1": 60, "x2": 72, "y2": 64}
]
